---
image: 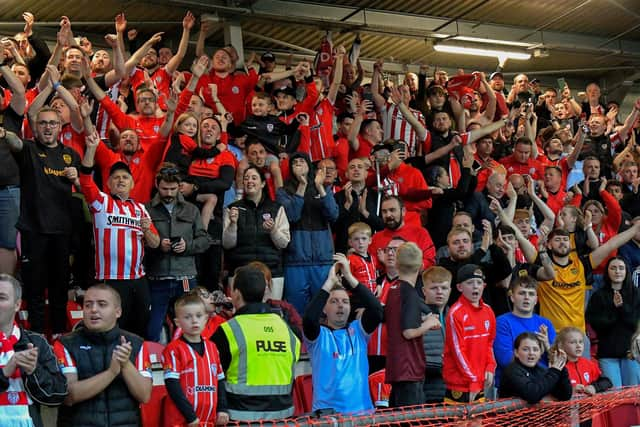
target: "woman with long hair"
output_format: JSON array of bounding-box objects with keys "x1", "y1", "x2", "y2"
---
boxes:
[{"x1": 586, "y1": 257, "x2": 640, "y2": 387}]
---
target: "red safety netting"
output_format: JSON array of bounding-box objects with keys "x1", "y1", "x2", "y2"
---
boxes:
[{"x1": 226, "y1": 386, "x2": 640, "y2": 427}]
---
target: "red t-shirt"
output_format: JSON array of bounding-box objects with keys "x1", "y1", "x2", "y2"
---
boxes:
[
  {"x1": 348, "y1": 253, "x2": 377, "y2": 293},
  {"x1": 197, "y1": 69, "x2": 259, "y2": 124},
  {"x1": 162, "y1": 338, "x2": 224, "y2": 427},
  {"x1": 566, "y1": 357, "x2": 602, "y2": 387},
  {"x1": 501, "y1": 155, "x2": 545, "y2": 180}
]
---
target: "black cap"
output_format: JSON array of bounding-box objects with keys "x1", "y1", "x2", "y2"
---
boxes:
[
  {"x1": 273, "y1": 86, "x2": 297, "y2": 98},
  {"x1": 457, "y1": 264, "x2": 485, "y2": 283},
  {"x1": 489, "y1": 72, "x2": 504, "y2": 80},
  {"x1": 261, "y1": 51, "x2": 276, "y2": 62},
  {"x1": 109, "y1": 161, "x2": 132, "y2": 176}
]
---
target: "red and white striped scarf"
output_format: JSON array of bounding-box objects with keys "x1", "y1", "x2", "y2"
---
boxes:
[{"x1": 0, "y1": 323, "x2": 33, "y2": 426}]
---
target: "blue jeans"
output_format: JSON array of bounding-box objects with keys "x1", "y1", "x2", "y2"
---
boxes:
[
  {"x1": 147, "y1": 278, "x2": 197, "y2": 342},
  {"x1": 283, "y1": 264, "x2": 332, "y2": 315},
  {"x1": 598, "y1": 358, "x2": 640, "y2": 388},
  {"x1": 0, "y1": 186, "x2": 20, "y2": 249}
]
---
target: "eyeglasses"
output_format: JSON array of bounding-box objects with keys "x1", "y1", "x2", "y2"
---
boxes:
[
  {"x1": 384, "y1": 247, "x2": 398, "y2": 254},
  {"x1": 37, "y1": 120, "x2": 60, "y2": 128}
]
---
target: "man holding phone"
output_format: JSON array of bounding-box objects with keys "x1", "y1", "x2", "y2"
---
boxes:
[{"x1": 144, "y1": 164, "x2": 213, "y2": 341}]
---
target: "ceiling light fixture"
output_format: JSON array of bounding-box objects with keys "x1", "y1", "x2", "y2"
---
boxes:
[
  {"x1": 452, "y1": 36, "x2": 534, "y2": 48},
  {"x1": 433, "y1": 44, "x2": 531, "y2": 60}
]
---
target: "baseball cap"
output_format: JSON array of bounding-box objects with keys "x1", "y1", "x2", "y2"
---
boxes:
[
  {"x1": 109, "y1": 161, "x2": 132, "y2": 176},
  {"x1": 489, "y1": 72, "x2": 504, "y2": 80},
  {"x1": 261, "y1": 51, "x2": 276, "y2": 62},
  {"x1": 457, "y1": 264, "x2": 485, "y2": 283}
]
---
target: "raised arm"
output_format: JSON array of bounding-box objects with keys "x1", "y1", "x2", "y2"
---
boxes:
[
  {"x1": 565, "y1": 126, "x2": 585, "y2": 170},
  {"x1": 616, "y1": 98, "x2": 640, "y2": 142},
  {"x1": 165, "y1": 11, "x2": 195, "y2": 75},
  {"x1": 370, "y1": 60, "x2": 386, "y2": 112},
  {"x1": 158, "y1": 90, "x2": 177, "y2": 138},
  {"x1": 480, "y1": 73, "x2": 497, "y2": 122},
  {"x1": 195, "y1": 19, "x2": 213, "y2": 58},
  {"x1": 467, "y1": 118, "x2": 509, "y2": 145},
  {"x1": 326, "y1": 46, "x2": 345, "y2": 105},
  {"x1": 124, "y1": 32, "x2": 164, "y2": 76},
  {"x1": 591, "y1": 221, "x2": 640, "y2": 267},
  {"x1": 526, "y1": 175, "x2": 555, "y2": 229},
  {"x1": 48, "y1": 65, "x2": 83, "y2": 133},
  {"x1": 389, "y1": 85, "x2": 427, "y2": 142},
  {"x1": 103, "y1": 13, "x2": 127, "y2": 87},
  {"x1": 0, "y1": 50, "x2": 26, "y2": 116},
  {"x1": 0, "y1": 127, "x2": 23, "y2": 152}
]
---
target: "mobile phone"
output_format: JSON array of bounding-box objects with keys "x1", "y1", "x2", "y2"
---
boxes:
[
  {"x1": 170, "y1": 236, "x2": 181, "y2": 247},
  {"x1": 557, "y1": 77, "x2": 566, "y2": 92}
]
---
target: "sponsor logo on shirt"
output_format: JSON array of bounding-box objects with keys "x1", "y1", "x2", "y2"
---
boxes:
[
  {"x1": 63, "y1": 154, "x2": 73, "y2": 165},
  {"x1": 106, "y1": 215, "x2": 142, "y2": 227}
]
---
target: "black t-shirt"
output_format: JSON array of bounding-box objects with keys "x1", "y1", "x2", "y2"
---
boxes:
[{"x1": 13, "y1": 139, "x2": 80, "y2": 234}]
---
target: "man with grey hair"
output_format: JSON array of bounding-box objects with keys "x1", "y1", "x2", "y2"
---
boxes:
[{"x1": 0, "y1": 274, "x2": 68, "y2": 426}]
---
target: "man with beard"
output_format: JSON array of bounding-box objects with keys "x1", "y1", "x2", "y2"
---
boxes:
[
  {"x1": 144, "y1": 165, "x2": 212, "y2": 341},
  {"x1": 438, "y1": 223, "x2": 512, "y2": 308},
  {"x1": 369, "y1": 195, "x2": 435, "y2": 270},
  {"x1": 485, "y1": 72, "x2": 509, "y2": 120},
  {"x1": 4, "y1": 106, "x2": 80, "y2": 336},
  {"x1": 334, "y1": 157, "x2": 383, "y2": 254},
  {"x1": 538, "y1": 223, "x2": 640, "y2": 333}
]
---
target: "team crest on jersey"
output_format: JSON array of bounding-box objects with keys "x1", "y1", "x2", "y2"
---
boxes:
[
  {"x1": 529, "y1": 168, "x2": 536, "y2": 175},
  {"x1": 211, "y1": 363, "x2": 218, "y2": 375},
  {"x1": 153, "y1": 125, "x2": 160, "y2": 133},
  {"x1": 63, "y1": 154, "x2": 73, "y2": 165},
  {"x1": 484, "y1": 320, "x2": 490, "y2": 331},
  {"x1": 584, "y1": 372, "x2": 590, "y2": 383},
  {"x1": 64, "y1": 131, "x2": 72, "y2": 141},
  {"x1": 267, "y1": 124, "x2": 274, "y2": 132},
  {"x1": 133, "y1": 157, "x2": 140, "y2": 164},
  {"x1": 7, "y1": 392, "x2": 19, "y2": 404},
  {"x1": 232, "y1": 86, "x2": 239, "y2": 94},
  {"x1": 207, "y1": 157, "x2": 214, "y2": 164}
]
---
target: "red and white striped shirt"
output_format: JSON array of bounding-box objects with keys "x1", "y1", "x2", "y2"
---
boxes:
[
  {"x1": 0, "y1": 325, "x2": 31, "y2": 424},
  {"x1": 79, "y1": 172, "x2": 158, "y2": 280},
  {"x1": 381, "y1": 102, "x2": 425, "y2": 157},
  {"x1": 163, "y1": 338, "x2": 224, "y2": 426}
]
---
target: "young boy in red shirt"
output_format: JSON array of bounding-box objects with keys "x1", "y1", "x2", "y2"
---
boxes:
[
  {"x1": 347, "y1": 222, "x2": 377, "y2": 294},
  {"x1": 163, "y1": 294, "x2": 229, "y2": 426},
  {"x1": 443, "y1": 264, "x2": 497, "y2": 403}
]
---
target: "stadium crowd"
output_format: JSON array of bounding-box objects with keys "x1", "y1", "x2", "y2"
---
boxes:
[{"x1": 0, "y1": 9, "x2": 639, "y2": 426}]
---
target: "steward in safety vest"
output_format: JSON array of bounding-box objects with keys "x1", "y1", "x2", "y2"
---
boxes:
[{"x1": 212, "y1": 265, "x2": 300, "y2": 421}]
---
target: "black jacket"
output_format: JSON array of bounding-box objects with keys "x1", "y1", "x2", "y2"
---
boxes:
[
  {"x1": 499, "y1": 361, "x2": 572, "y2": 404},
  {"x1": 333, "y1": 185, "x2": 384, "y2": 254},
  {"x1": 586, "y1": 284, "x2": 640, "y2": 359},
  {"x1": 57, "y1": 326, "x2": 147, "y2": 427},
  {"x1": 0, "y1": 328, "x2": 68, "y2": 427}
]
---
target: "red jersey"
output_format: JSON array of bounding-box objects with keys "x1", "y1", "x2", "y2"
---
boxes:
[
  {"x1": 501, "y1": 155, "x2": 545, "y2": 180},
  {"x1": 80, "y1": 172, "x2": 158, "y2": 280},
  {"x1": 566, "y1": 357, "x2": 602, "y2": 388},
  {"x1": 381, "y1": 102, "x2": 425, "y2": 157},
  {"x1": 197, "y1": 69, "x2": 259, "y2": 124},
  {"x1": 100, "y1": 97, "x2": 165, "y2": 153},
  {"x1": 369, "y1": 224, "x2": 436, "y2": 271},
  {"x1": 94, "y1": 139, "x2": 167, "y2": 204},
  {"x1": 332, "y1": 136, "x2": 350, "y2": 182},
  {"x1": 443, "y1": 295, "x2": 496, "y2": 393},
  {"x1": 59, "y1": 123, "x2": 85, "y2": 159},
  {"x1": 308, "y1": 98, "x2": 336, "y2": 162},
  {"x1": 348, "y1": 253, "x2": 377, "y2": 293},
  {"x1": 189, "y1": 149, "x2": 238, "y2": 179},
  {"x1": 350, "y1": 134, "x2": 376, "y2": 160},
  {"x1": 162, "y1": 338, "x2": 225, "y2": 427},
  {"x1": 129, "y1": 67, "x2": 172, "y2": 111},
  {"x1": 368, "y1": 275, "x2": 394, "y2": 357},
  {"x1": 590, "y1": 189, "x2": 622, "y2": 273},
  {"x1": 379, "y1": 162, "x2": 432, "y2": 227}
]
